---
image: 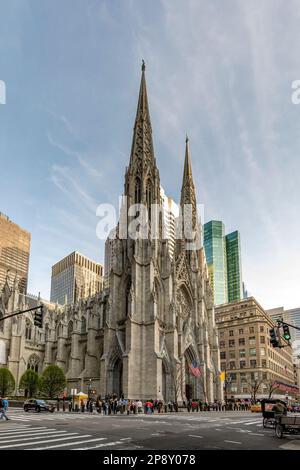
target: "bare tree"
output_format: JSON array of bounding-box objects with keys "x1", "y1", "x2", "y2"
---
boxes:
[
  {"x1": 264, "y1": 379, "x2": 280, "y2": 399},
  {"x1": 246, "y1": 379, "x2": 263, "y2": 403}
]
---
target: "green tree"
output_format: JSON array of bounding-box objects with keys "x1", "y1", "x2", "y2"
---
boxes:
[
  {"x1": 39, "y1": 365, "x2": 66, "y2": 399},
  {"x1": 0, "y1": 368, "x2": 15, "y2": 396},
  {"x1": 19, "y1": 369, "x2": 40, "y2": 398}
]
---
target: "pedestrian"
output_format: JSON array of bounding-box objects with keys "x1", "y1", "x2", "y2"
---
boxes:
[
  {"x1": 69, "y1": 401, "x2": 72, "y2": 412},
  {"x1": 89, "y1": 400, "x2": 93, "y2": 413},
  {"x1": 0, "y1": 396, "x2": 9, "y2": 421},
  {"x1": 80, "y1": 399, "x2": 85, "y2": 412},
  {"x1": 137, "y1": 399, "x2": 143, "y2": 413}
]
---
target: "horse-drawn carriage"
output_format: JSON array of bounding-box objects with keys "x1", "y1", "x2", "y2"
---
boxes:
[
  {"x1": 275, "y1": 415, "x2": 300, "y2": 438},
  {"x1": 261, "y1": 399, "x2": 287, "y2": 428}
]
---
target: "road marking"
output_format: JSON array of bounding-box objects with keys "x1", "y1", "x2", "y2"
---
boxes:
[
  {"x1": 188, "y1": 434, "x2": 203, "y2": 438},
  {"x1": 0, "y1": 433, "x2": 88, "y2": 449},
  {"x1": 251, "y1": 433, "x2": 265, "y2": 436},
  {"x1": 1, "y1": 431, "x2": 71, "y2": 443},
  {"x1": 120, "y1": 438, "x2": 132, "y2": 441},
  {"x1": 224, "y1": 440, "x2": 242, "y2": 445},
  {"x1": 1, "y1": 429, "x2": 59, "y2": 438},
  {"x1": 76, "y1": 440, "x2": 125, "y2": 450},
  {"x1": 34, "y1": 437, "x2": 107, "y2": 450}
]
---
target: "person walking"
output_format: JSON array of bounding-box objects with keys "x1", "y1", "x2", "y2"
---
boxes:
[
  {"x1": 137, "y1": 399, "x2": 143, "y2": 413},
  {"x1": 0, "y1": 397, "x2": 9, "y2": 421}
]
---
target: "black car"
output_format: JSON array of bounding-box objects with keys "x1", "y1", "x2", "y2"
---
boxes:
[{"x1": 23, "y1": 399, "x2": 55, "y2": 413}]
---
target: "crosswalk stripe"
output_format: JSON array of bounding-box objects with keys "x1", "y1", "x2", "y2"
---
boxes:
[
  {"x1": 1, "y1": 431, "x2": 72, "y2": 444},
  {"x1": 34, "y1": 437, "x2": 107, "y2": 450},
  {"x1": 244, "y1": 421, "x2": 261, "y2": 425},
  {"x1": 0, "y1": 433, "x2": 87, "y2": 449},
  {"x1": 76, "y1": 440, "x2": 124, "y2": 450},
  {"x1": 2, "y1": 430, "x2": 67, "y2": 440},
  {"x1": 0, "y1": 426, "x2": 32, "y2": 433},
  {"x1": 0, "y1": 428, "x2": 56, "y2": 436}
]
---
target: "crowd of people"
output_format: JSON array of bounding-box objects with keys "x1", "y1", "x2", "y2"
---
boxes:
[{"x1": 68, "y1": 395, "x2": 254, "y2": 414}]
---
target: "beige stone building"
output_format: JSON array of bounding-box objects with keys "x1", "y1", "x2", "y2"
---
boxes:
[
  {"x1": 0, "y1": 64, "x2": 222, "y2": 403},
  {"x1": 50, "y1": 251, "x2": 103, "y2": 306},
  {"x1": 215, "y1": 297, "x2": 298, "y2": 401},
  {"x1": 0, "y1": 212, "x2": 31, "y2": 294}
]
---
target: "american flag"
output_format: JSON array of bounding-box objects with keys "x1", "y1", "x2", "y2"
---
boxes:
[{"x1": 189, "y1": 360, "x2": 202, "y2": 377}]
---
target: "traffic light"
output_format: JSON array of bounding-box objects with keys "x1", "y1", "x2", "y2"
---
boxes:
[
  {"x1": 270, "y1": 327, "x2": 280, "y2": 348},
  {"x1": 34, "y1": 306, "x2": 43, "y2": 328},
  {"x1": 282, "y1": 324, "x2": 291, "y2": 341}
]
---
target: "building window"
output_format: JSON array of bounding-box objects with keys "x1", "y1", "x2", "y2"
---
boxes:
[
  {"x1": 25, "y1": 321, "x2": 32, "y2": 340},
  {"x1": 249, "y1": 326, "x2": 254, "y2": 333},
  {"x1": 230, "y1": 373, "x2": 237, "y2": 381},
  {"x1": 221, "y1": 362, "x2": 226, "y2": 370},
  {"x1": 220, "y1": 341, "x2": 225, "y2": 348},
  {"x1": 229, "y1": 330, "x2": 234, "y2": 337},
  {"x1": 240, "y1": 360, "x2": 246, "y2": 369},
  {"x1": 260, "y1": 336, "x2": 265, "y2": 344},
  {"x1": 250, "y1": 360, "x2": 257, "y2": 368},
  {"x1": 260, "y1": 348, "x2": 266, "y2": 356},
  {"x1": 239, "y1": 329, "x2": 244, "y2": 335},
  {"x1": 229, "y1": 351, "x2": 235, "y2": 359},
  {"x1": 239, "y1": 338, "x2": 245, "y2": 346},
  {"x1": 219, "y1": 331, "x2": 224, "y2": 338},
  {"x1": 249, "y1": 336, "x2": 256, "y2": 345},
  {"x1": 220, "y1": 352, "x2": 226, "y2": 360},
  {"x1": 239, "y1": 349, "x2": 246, "y2": 358},
  {"x1": 240, "y1": 373, "x2": 247, "y2": 382},
  {"x1": 229, "y1": 340, "x2": 235, "y2": 347},
  {"x1": 262, "y1": 360, "x2": 267, "y2": 368},
  {"x1": 262, "y1": 373, "x2": 268, "y2": 380},
  {"x1": 249, "y1": 348, "x2": 256, "y2": 356},
  {"x1": 260, "y1": 326, "x2": 264, "y2": 333},
  {"x1": 229, "y1": 361, "x2": 236, "y2": 370}
]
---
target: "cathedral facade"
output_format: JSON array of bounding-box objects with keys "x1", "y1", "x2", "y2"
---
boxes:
[{"x1": 0, "y1": 65, "x2": 222, "y2": 403}]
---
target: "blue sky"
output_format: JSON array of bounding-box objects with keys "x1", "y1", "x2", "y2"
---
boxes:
[{"x1": 0, "y1": 0, "x2": 300, "y2": 310}]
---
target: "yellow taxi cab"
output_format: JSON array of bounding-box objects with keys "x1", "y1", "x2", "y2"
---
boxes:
[{"x1": 250, "y1": 403, "x2": 262, "y2": 413}]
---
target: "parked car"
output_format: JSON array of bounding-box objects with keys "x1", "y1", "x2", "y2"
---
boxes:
[
  {"x1": 250, "y1": 403, "x2": 262, "y2": 413},
  {"x1": 23, "y1": 399, "x2": 55, "y2": 413}
]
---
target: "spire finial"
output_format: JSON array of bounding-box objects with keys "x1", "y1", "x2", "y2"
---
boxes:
[
  {"x1": 141, "y1": 59, "x2": 145, "y2": 71},
  {"x1": 186, "y1": 133, "x2": 189, "y2": 144}
]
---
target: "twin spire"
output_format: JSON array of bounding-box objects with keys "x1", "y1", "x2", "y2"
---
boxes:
[{"x1": 128, "y1": 63, "x2": 198, "y2": 221}]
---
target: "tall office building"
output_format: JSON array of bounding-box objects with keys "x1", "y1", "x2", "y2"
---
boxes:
[
  {"x1": 160, "y1": 186, "x2": 179, "y2": 260},
  {"x1": 226, "y1": 231, "x2": 243, "y2": 303},
  {"x1": 204, "y1": 221, "x2": 243, "y2": 305},
  {"x1": 0, "y1": 212, "x2": 31, "y2": 293},
  {"x1": 286, "y1": 308, "x2": 300, "y2": 342},
  {"x1": 203, "y1": 221, "x2": 227, "y2": 305},
  {"x1": 50, "y1": 251, "x2": 103, "y2": 305}
]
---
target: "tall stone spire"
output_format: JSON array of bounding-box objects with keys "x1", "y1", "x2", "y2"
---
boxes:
[
  {"x1": 180, "y1": 135, "x2": 197, "y2": 218},
  {"x1": 125, "y1": 62, "x2": 160, "y2": 206}
]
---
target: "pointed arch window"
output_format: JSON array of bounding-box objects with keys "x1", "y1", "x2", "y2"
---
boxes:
[
  {"x1": 81, "y1": 316, "x2": 87, "y2": 334},
  {"x1": 68, "y1": 321, "x2": 73, "y2": 337},
  {"x1": 135, "y1": 177, "x2": 141, "y2": 204},
  {"x1": 25, "y1": 320, "x2": 32, "y2": 340},
  {"x1": 146, "y1": 179, "x2": 152, "y2": 221}
]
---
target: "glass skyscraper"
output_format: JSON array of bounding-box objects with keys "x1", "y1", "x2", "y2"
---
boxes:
[
  {"x1": 203, "y1": 221, "x2": 227, "y2": 305},
  {"x1": 204, "y1": 221, "x2": 243, "y2": 305},
  {"x1": 225, "y1": 231, "x2": 243, "y2": 303}
]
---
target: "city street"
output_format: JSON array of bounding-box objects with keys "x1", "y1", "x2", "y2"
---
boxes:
[{"x1": 1, "y1": 409, "x2": 300, "y2": 450}]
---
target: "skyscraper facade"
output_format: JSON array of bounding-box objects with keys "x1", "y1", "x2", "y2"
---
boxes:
[
  {"x1": 226, "y1": 231, "x2": 243, "y2": 303},
  {"x1": 50, "y1": 251, "x2": 103, "y2": 305},
  {"x1": 204, "y1": 222, "x2": 243, "y2": 305},
  {"x1": 0, "y1": 212, "x2": 31, "y2": 293},
  {"x1": 204, "y1": 221, "x2": 227, "y2": 305}
]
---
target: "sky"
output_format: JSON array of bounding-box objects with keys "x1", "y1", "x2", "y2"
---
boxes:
[{"x1": 0, "y1": 0, "x2": 300, "y2": 310}]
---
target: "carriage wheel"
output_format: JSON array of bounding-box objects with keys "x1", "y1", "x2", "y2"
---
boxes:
[
  {"x1": 263, "y1": 418, "x2": 268, "y2": 428},
  {"x1": 275, "y1": 424, "x2": 283, "y2": 439}
]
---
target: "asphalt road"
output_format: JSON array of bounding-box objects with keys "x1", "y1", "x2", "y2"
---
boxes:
[{"x1": 1, "y1": 408, "x2": 300, "y2": 450}]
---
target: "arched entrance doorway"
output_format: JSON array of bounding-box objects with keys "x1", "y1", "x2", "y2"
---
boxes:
[{"x1": 112, "y1": 359, "x2": 123, "y2": 397}]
